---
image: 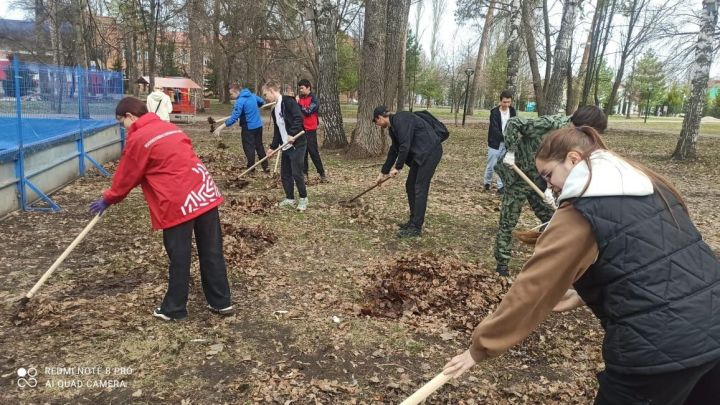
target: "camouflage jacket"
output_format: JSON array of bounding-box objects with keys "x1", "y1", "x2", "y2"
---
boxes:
[{"x1": 496, "y1": 114, "x2": 572, "y2": 189}]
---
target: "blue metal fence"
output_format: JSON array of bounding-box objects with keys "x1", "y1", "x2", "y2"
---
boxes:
[{"x1": 0, "y1": 57, "x2": 124, "y2": 212}]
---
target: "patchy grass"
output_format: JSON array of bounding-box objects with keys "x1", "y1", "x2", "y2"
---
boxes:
[
  {"x1": 205, "y1": 98, "x2": 720, "y2": 137},
  {"x1": 1, "y1": 119, "x2": 718, "y2": 403}
]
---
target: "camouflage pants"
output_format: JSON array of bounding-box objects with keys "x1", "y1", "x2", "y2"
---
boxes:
[{"x1": 493, "y1": 183, "x2": 555, "y2": 267}]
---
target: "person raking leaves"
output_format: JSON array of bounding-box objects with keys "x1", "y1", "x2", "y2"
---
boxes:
[
  {"x1": 443, "y1": 126, "x2": 720, "y2": 404},
  {"x1": 493, "y1": 105, "x2": 607, "y2": 276},
  {"x1": 372, "y1": 105, "x2": 445, "y2": 238},
  {"x1": 89, "y1": 97, "x2": 233, "y2": 321}
]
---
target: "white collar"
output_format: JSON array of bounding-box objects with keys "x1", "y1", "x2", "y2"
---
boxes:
[{"x1": 557, "y1": 150, "x2": 654, "y2": 203}]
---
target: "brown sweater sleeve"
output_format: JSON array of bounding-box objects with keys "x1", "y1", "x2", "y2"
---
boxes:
[{"x1": 469, "y1": 204, "x2": 599, "y2": 362}]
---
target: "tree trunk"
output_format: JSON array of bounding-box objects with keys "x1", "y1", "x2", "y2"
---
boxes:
[
  {"x1": 414, "y1": 0, "x2": 424, "y2": 41},
  {"x1": 505, "y1": 0, "x2": 522, "y2": 98},
  {"x1": 73, "y1": 0, "x2": 89, "y2": 68},
  {"x1": 429, "y1": 0, "x2": 445, "y2": 65},
  {"x1": 522, "y1": 0, "x2": 544, "y2": 113},
  {"x1": 540, "y1": 0, "x2": 578, "y2": 115},
  {"x1": 383, "y1": 0, "x2": 411, "y2": 108},
  {"x1": 396, "y1": 27, "x2": 408, "y2": 111},
  {"x1": 467, "y1": 0, "x2": 495, "y2": 115},
  {"x1": 565, "y1": 41, "x2": 574, "y2": 115},
  {"x1": 348, "y1": 0, "x2": 388, "y2": 157},
  {"x1": 623, "y1": 60, "x2": 635, "y2": 118},
  {"x1": 578, "y1": 0, "x2": 603, "y2": 107},
  {"x1": 570, "y1": 1, "x2": 597, "y2": 112},
  {"x1": 672, "y1": 0, "x2": 718, "y2": 160},
  {"x1": 606, "y1": 53, "x2": 628, "y2": 116},
  {"x1": 604, "y1": 0, "x2": 639, "y2": 116},
  {"x1": 584, "y1": 0, "x2": 616, "y2": 107},
  {"x1": 49, "y1": 0, "x2": 62, "y2": 66},
  {"x1": 137, "y1": 0, "x2": 161, "y2": 89},
  {"x1": 542, "y1": 0, "x2": 552, "y2": 95},
  {"x1": 315, "y1": 0, "x2": 347, "y2": 148},
  {"x1": 127, "y1": 32, "x2": 139, "y2": 96},
  {"x1": 188, "y1": 0, "x2": 205, "y2": 111}
]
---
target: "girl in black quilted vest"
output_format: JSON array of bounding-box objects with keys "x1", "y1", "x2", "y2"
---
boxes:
[{"x1": 443, "y1": 126, "x2": 720, "y2": 404}]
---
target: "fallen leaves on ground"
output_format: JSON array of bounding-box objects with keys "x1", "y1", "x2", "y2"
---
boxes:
[{"x1": 361, "y1": 253, "x2": 509, "y2": 333}]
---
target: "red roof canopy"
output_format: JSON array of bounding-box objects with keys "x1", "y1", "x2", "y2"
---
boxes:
[{"x1": 137, "y1": 76, "x2": 201, "y2": 89}]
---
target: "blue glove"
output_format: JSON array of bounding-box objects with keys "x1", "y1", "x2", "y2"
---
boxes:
[{"x1": 89, "y1": 199, "x2": 110, "y2": 215}]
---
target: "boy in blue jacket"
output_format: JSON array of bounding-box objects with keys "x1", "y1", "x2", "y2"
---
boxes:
[{"x1": 213, "y1": 84, "x2": 268, "y2": 174}]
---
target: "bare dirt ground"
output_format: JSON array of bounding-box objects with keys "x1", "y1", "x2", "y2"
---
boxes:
[{"x1": 1, "y1": 121, "x2": 718, "y2": 403}]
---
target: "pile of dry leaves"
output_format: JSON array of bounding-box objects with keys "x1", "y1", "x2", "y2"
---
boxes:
[
  {"x1": 228, "y1": 196, "x2": 276, "y2": 215},
  {"x1": 361, "y1": 253, "x2": 510, "y2": 332},
  {"x1": 221, "y1": 223, "x2": 277, "y2": 265}
]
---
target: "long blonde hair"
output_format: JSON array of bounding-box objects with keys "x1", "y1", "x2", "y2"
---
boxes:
[{"x1": 536, "y1": 126, "x2": 688, "y2": 213}]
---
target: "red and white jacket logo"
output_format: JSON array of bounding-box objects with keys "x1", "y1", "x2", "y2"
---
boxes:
[{"x1": 181, "y1": 163, "x2": 221, "y2": 216}]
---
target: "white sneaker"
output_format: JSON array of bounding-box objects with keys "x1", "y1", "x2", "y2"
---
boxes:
[
  {"x1": 278, "y1": 198, "x2": 296, "y2": 208},
  {"x1": 297, "y1": 197, "x2": 308, "y2": 212},
  {"x1": 207, "y1": 304, "x2": 234, "y2": 315}
]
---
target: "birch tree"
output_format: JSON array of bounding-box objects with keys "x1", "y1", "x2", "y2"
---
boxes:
[{"x1": 672, "y1": 0, "x2": 718, "y2": 160}]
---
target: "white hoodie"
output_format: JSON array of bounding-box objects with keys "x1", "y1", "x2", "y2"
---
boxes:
[
  {"x1": 146, "y1": 90, "x2": 173, "y2": 122},
  {"x1": 557, "y1": 150, "x2": 654, "y2": 204}
]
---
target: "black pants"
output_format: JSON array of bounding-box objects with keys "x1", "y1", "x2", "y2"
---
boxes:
[
  {"x1": 160, "y1": 207, "x2": 231, "y2": 318},
  {"x1": 241, "y1": 126, "x2": 268, "y2": 172},
  {"x1": 594, "y1": 359, "x2": 720, "y2": 405},
  {"x1": 406, "y1": 145, "x2": 443, "y2": 230},
  {"x1": 303, "y1": 130, "x2": 325, "y2": 176},
  {"x1": 281, "y1": 144, "x2": 307, "y2": 199}
]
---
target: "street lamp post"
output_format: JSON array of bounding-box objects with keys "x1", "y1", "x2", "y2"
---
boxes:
[{"x1": 462, "y1": 68, "x2": 474, "y2": 127}]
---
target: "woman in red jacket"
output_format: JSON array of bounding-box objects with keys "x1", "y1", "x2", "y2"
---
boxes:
[{"x1": 89, "y1": 97, "x2": 233, "y2": 321}]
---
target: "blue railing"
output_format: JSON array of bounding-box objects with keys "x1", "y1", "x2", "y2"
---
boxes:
[{"x1": 0, "y1": 57, "x2": 124, "y2": 211}]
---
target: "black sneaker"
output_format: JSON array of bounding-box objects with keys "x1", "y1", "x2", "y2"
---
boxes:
[
  {"x1": 497, "y1": 187, "x2": 505, "y2": 195},
  {"x1": 153, "y1": 307, "x2": 186, "y2": 321},
  {"x1": 320, "y1": 175, "x2": 329, "y2": 183},
  {"x1": 495, "y1": 265, "x2": 509, "y2": 277},
  {"x1": 397, "y1": 220, "x2": 412, "y2": 229},
  {"x1": 398, "y1": 227, "x2": 422, "y2": 238},
  {"x1": 484, "y1": 184, "x2": 490, "y2": 191},
  {"x1": 207, "y1": 304, "x2": 235, "y2": 316}
]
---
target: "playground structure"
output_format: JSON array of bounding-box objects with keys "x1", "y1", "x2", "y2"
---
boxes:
[
  {"x1": 0, "y1": 57, "x2": 124, "y2": 217},
  {"x1": 136, "y1": 76, "x2": 202, "y2": 122}
]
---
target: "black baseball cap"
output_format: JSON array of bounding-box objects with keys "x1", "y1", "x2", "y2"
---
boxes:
[{"x1": 372, "y1": 105, "x2": 388, "y2": 121}]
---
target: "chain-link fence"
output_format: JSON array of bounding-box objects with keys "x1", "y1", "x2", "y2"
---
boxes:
[{"x1": 0, "y1": 57, "x2": 123, "y2": 152}]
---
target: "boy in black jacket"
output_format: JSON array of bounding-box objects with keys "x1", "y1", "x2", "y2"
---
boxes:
[
  {"x1": 262, "y1": 81, "x2": 308, "y2": 211},
  {"x1": 484, "y1": 90, "x2": 516, "y2": 193},
  {"x1": 373, "y1": 105, "x2": 443, "y2": 238}
]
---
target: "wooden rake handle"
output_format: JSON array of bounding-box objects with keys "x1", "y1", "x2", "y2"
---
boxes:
[
  {"x1": 347, "y1": 175, "x2": 392, "y2": 203},
  {"x1": 24, "y1": 214, "x2": 102, "y2": 300},
  {"x1": 273, "y1": 149, "x2": 282, "y2": 174},
  {"x1": 238, "y1": 131, "x2": 305, "y2": 178},
  {"x1": 509, "y1": 163, "x2": 546, "y2": 200},
  {"x1": 400, "y1": 372, "x2": 452, "y2": 405}
]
